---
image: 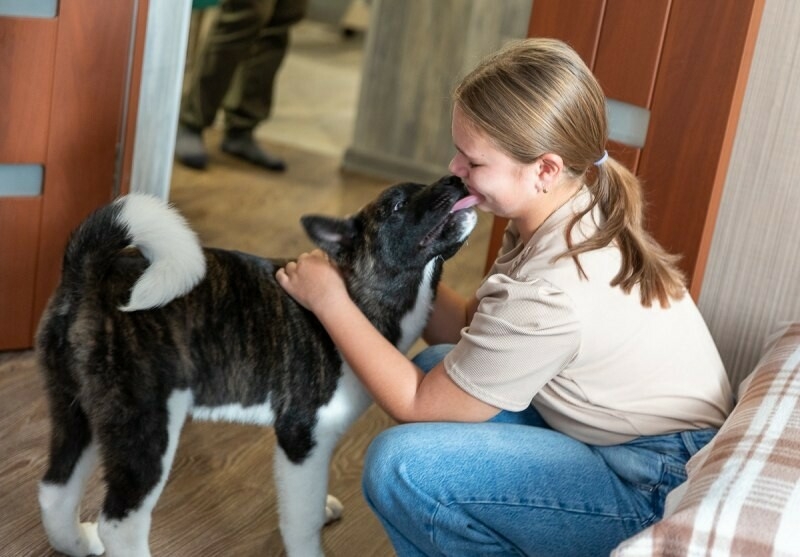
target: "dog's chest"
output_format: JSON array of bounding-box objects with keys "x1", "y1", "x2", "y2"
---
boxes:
[
  {"x1": 396, "y1": 260, "x2": 437, "y2": 354},
  {"x1": 190, "y1": 399, "x2": 276, "y2": 425}
]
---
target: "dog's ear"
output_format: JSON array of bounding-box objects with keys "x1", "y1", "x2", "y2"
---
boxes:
[{"x1": 301, "y1": 215, "x2": 357, "y2": 260}]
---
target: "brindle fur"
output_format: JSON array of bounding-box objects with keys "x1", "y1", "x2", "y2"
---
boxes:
[{"x1": 36, "y1": 175, "x2": 476, "y2": 557}]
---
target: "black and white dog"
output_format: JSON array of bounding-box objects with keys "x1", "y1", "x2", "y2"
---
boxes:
[{"x1": 36, "y1": 175, "x2": 477, "y2": 557}]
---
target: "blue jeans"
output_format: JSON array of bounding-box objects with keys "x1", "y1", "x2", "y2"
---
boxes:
[{"x1": 362, "y1": 345, "x2": 717, "y2": 557}]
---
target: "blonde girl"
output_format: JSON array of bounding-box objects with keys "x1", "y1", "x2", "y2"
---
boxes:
[{"x1": 277, "y1": 38, "x2": 732, "y2": 556}]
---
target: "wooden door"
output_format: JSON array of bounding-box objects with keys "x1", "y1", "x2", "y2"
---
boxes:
[
  {"x1": 484, "y1": 0, "x2": 765, "y2": 299},
  {"x1": 0, "y1": 0, "x2": 148, "y2": 350}
]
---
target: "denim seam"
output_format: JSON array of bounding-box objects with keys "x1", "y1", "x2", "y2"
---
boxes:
[
  {"x1": 427, "y1": 501, "x2": 442, "y2": 556},
  {"x1": 430, "y1": 501, "x2": 528, "y2": 557},
  {"x1": 442, "y1": 498, "x2": 640, "y2": 519},
  {"x1": 429, "y1": 501, "x2": 530, "y2": 557}
]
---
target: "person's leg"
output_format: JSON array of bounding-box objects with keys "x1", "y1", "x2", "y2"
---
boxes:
[
  {"x1": 365, "y1": 345, "x2": 716, "y2": 555},
  {"x1": 220, "y1": 0, "x2": 307, "y2": 171},
  {"x1": 363, "y1": 421, "x2": 652, "y2": 557},
  {"x1": 177, "y1": 0, "x2": 275, "y2": 169},
  {"x1": 591, "y1": 428, "x2": 719, "y2": 519}
]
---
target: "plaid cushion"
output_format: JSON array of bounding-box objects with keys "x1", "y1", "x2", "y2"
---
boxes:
[{"x1": 613, "y1": 322, "x2": 800, "y2": 557}]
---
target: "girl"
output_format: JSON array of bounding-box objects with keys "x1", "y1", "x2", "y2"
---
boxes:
[{"x1": 276, "y1": 38, "x2": 732, "y2": 556}]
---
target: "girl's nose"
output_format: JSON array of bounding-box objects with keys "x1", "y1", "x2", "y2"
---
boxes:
[{"x1": 449, "y1": 155, "x2": 466, "y2": 178}]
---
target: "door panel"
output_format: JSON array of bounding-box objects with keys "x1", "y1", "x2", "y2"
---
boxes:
[
  {"x1": 594, "y1": 0, "x2": 669, "y2": 107},
  {"x1": 0, "y1": 16, "x2": 55, "y2": 350},
  {"x1": 0, "y1": 0, "x2": 147, "y2": 350},
  {"x1": 32, "y1": 0, "x2": 142, "y2": 327},
  {"x1": 638, "y1": 0, "x2": 765, "y2": 295},
  {"x1": 485, "y1": 0, "x2": 765, "y2": 299},
  {"x1": 525, "y1": 0, "x2": 604, "y2": 66},
  {"x1": 0, "y1": 18, "x2": 57, "y2": 162},
  {"x1": 0, "y1": 198, "x2": 42, "y2": 348},
  {"x1": 593, "y1": 0, "x2": 670, "y2": 172}
]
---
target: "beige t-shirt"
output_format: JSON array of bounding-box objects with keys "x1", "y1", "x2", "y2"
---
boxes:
[{"x1": 444, "y1": 187, "x2": 733, "y2": 445}]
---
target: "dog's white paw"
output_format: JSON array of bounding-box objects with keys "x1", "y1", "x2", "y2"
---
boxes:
[
  {"x1": 325, "y1": 494, "x2": 343, "y2": 524},
  {"x1": 80, "y1": 522, "x2": 106, "y2": 556},
  {"x1": 50, "y1": 521, "x2": 105, "y2": 557}
]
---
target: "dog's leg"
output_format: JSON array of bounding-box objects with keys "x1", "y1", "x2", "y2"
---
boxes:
[
  {"x1": 39, "y1": 382, "x2": 104, "y2": 557},
  {"x1": 273, "y1": 424, "x2": 344, "y2": 557},
  {"x1": 97, "y1": 390, "x2": 191, "y2": 557},
  {"x1": 40, "y1": 443, "x2": 104, "y2": 557}
]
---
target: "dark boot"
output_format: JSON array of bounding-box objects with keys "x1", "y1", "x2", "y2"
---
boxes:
[
  {"x1": 174, "y1": 124, "x2": 208, "y2": 170},
  {"x1": 221, "y1": 129, "x2": 286, "y2": 172}
]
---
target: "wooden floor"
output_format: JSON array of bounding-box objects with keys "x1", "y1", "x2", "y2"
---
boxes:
[{"x1": 0, "y1": 136, "x2": 491, "y2": 556}]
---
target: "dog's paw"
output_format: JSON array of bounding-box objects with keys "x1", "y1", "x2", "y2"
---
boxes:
[
  {"x1": 50, "y1": 522, "x2": 105, "y2": 556},
  {"x1": 324, "y1": 494, "x2": 343, "y2": 524},
  {"x1": 80, "y1": 522, "x2": 106, "y2": 556}
]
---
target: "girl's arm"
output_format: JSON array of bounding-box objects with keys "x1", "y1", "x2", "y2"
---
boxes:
[
  {"x1": 422, "y1": 283, "x2": 480, "y2": 345},
  {"x1": 276, "y1": 250, "x2": 500, "y2": 423}
]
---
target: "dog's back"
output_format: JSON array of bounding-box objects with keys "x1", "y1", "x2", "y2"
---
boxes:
[{"x1": 36, "y1": 177, "x2": 477, "y2": 557}]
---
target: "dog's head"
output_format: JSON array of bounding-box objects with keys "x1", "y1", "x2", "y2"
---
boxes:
[{"x1": 301, "y1": 175, "x2": 478, "y2": 280}]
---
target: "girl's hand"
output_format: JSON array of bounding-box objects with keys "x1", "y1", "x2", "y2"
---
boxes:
[{"x1": 276, "y1": 249, "x2": 348, "y2": 313}]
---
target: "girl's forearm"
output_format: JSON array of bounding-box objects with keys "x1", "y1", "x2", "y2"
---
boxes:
[
  {"x1": 314, "y1": 294, "x2": 425, "y2": 423},
  {"x1": 423, "y1": 283, "x2": 476, "y2": 345}
]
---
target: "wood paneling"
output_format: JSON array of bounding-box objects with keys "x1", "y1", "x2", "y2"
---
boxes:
[
  {"x1": 638, "y1": 0, "x2": 765, "y2": 296},
  {"x1": 526, "y1": 0, "x2": 604, "y2": 65},
  {"x1": 31, "y1": 0, "x2": 139, "y2": 330},
  {"x1": 0, "y1": 0, "x2": 144, "y2": 349},
  {"x1": 594, "y1": 0, "x2": 670, "y2": 173},
  {"x1": 0, "y1": 17, "x2": 56, "y2": 349},
  {"x1": 607, "y1": 139, "x2": 640, "y2": 171},
  {"x1": 0, "y1": 18, "x2": 57, "y2": 162},
  {"x1": 485, "y1": 0, "x2": 766, "y2": 296},
  {"x1": 593, "y1": 0, "x2": 669, "y2": 107},
  {"x1": 0, "y1": 198, "x2": 42, "y2": 349}
]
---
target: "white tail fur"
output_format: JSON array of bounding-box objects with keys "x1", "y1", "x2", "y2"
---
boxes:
[{"x1": 116, "y1": 194, "x2": 206, "y2": 312}]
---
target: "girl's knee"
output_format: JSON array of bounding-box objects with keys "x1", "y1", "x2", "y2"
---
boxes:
[
  {"x1": 362, "y1": 424, "x2": 431, "y2": 510},
  {"x1": 362, "y1": 427, "x2": 407, "y2": 499}
]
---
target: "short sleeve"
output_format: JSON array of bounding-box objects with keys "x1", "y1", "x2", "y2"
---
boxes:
[{"x1": 444, "y1": 274, "x2": 581, "y2": 411}]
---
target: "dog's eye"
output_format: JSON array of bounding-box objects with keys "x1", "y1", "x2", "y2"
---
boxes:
[{"x1": 392, "y1": 200, "x2": 406, "y2": 212}]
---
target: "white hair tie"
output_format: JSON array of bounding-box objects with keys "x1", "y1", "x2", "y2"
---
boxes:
[{"x1": 594, "y1": 150, "x2": 609, "y2": 166}]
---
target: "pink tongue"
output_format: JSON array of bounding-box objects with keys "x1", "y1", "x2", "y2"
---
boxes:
[{"x1": 450, "y1": 194, "x2": 482, "y2": 213}]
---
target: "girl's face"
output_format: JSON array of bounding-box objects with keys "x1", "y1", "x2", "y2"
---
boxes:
[{"x1": 448, "y1": 105, "x2": 540, "y2": 220}]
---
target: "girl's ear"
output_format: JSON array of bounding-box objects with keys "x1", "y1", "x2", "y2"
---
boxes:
[
  {"x1": 537, "y1": 153, "x2": 563, "y2": 184},
  {"x1": 530, "y1": 153, "x2": 564, "y2": 194}
]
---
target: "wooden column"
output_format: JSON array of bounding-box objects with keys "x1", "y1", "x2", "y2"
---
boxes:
[{"x1": 343, "y1": 0, "x2": 532, "y2": 183}]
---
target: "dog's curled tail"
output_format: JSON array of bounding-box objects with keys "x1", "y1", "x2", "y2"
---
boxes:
[{"x1": 63, "y1": 194, "x2": 206, "y2": 312}]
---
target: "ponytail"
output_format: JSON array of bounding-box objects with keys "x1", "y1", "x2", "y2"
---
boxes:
[{"x1": 560, "y1": 157, "x2": 686, "y2": 308}]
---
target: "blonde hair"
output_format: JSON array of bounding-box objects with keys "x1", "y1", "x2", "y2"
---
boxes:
[{"x1": 454, "y1": 38, "x2": 685, "y2": 308}]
